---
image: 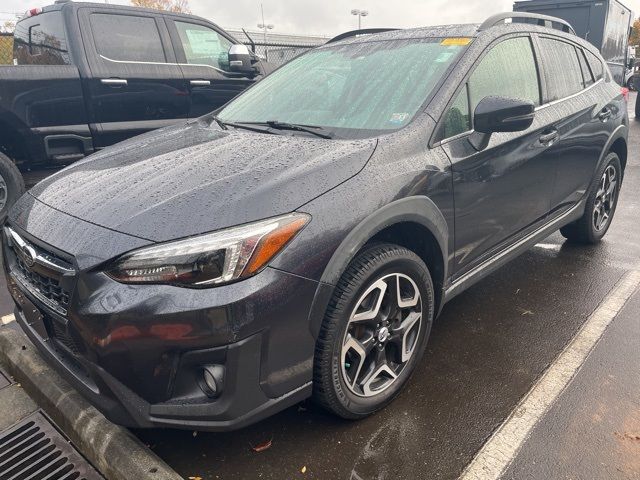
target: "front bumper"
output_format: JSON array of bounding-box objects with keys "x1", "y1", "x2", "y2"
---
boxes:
[{"x1": 3, "y1": 221, "x2": 320, "y2": 431}]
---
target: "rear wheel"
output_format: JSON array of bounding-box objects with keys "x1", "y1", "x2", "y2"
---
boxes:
[
  {"x1": 313, "y1": 244, "x2": 434, "y2": 419},
  {"x1": 561, "y1": 153, "x2": 621, "y2": 244},
  {"x1": 0, "y1": 152, "x2": 25, "y2": 222}
]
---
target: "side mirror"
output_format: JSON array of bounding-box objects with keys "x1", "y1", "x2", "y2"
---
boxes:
[
  {"x1": 228, "y1": 44, "x2": 256, "y2": 74},
  {"x1": 474, "y1": 96, "x2": 535, "y2": 134}
]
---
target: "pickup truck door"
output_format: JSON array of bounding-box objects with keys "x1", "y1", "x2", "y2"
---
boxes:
[
  {"x1": 164, "y1": 18, "x2": 259, "y2": 118},
  {"x1": 78, "y1": 8, "x2": 190, "y2": 148}
]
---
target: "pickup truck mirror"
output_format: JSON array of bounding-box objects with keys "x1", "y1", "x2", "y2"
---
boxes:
[{"x1": 228, "y1": 44, "x2": 256, "y2": 75}]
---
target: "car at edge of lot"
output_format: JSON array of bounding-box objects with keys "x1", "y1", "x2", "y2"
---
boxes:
[{"x1": 1, "y1": 13, "x2": 628, "y2": 431}]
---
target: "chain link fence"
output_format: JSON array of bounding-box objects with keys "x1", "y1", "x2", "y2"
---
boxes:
[
  {"x1": 0, "y1": 34, "x2": 14, "y2": 65},
  {"x1": 227, "y1": 29, "x2": 328, "y2": 67},
  {"x1": 250, "y1": 42, "x2": 322, "y2": 66}
]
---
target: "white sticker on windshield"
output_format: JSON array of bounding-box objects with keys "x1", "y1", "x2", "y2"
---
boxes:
[{"x1": 389, "y1": 113, "x2": 410, "y2": 125}]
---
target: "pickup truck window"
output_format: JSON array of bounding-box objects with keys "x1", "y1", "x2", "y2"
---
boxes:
[
  {"x1": 90, "y1": 13, "x2": 166, "y2": 63},
  {"x1": 13, "y1": 12, "x2": 70, "y2": 66},
  {"x1": 175, "y1": 22, "x2": 233, "y2": 70}
]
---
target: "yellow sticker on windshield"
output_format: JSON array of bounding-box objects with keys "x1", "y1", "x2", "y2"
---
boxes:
[{"x1": 441, "y1": 38, "x2": 472, "y2": 46}]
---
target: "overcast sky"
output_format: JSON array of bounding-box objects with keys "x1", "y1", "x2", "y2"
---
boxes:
[{"x1": 2, "y1": 0, "x2": 640, "y2": 36}]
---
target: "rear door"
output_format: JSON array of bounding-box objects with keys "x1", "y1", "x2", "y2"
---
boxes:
[
  {"x1": 438, "y1": 35, "x2": 559, "y2": 275},
  {"x1": 165, "y1": 18, "x2": 258, "y2": 117},
  {"x1": 78, "y1": 8, "x2": 189, "y2": 147},
  {"x1": 535, "y1": 36, "x2": 618, "y2": 215}
]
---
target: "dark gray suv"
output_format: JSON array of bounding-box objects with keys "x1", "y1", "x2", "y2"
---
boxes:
[{"x1": 3, "y1": 13, "x2": 627, "y2": 431}]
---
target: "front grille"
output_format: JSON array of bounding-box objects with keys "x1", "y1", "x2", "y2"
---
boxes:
[
  {"x1": 15, "y1": 257, "x2": 70, "y2": 310},
  {"x1": 0, "y1": 412, "x2": 103, "y2": 480},
  {"x1": 5, "y1": 227, "x2": 75, "y2": 317}
]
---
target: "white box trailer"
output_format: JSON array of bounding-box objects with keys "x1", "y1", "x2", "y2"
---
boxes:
[{"x1": 514, "y1": 0, "x2": 634, "y2": 85}]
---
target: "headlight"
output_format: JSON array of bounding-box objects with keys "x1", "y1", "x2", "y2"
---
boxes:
[{"x1": 106, "y1": 213, "x2": 310, "y2": 287}]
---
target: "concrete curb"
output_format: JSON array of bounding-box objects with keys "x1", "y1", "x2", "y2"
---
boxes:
[{"x1": 0, "y1": 326, "x2": 183, "y2": 480}]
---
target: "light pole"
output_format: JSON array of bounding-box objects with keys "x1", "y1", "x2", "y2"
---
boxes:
[
  {"x1": 351, "y1": 9, "x2": 369, "y2": 30},
  {"x1": 258, "y1": 4, "x2": 274, "y2": 61}
]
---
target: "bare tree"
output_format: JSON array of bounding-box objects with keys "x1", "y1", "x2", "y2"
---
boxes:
[
  {"x1": 1, "y1": 21, "x2": 16, "y2": 33},
  {"x1": 130, "y1": 0, "x2": 191, "y2": 14}
]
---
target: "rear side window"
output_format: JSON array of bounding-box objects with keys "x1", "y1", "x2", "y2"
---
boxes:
[
  {"x1": 538, "y1": 38, "x2": 583, "y2": 102},
  {"x1": 585, "y1": 50, "x2": 605, "y2": 81},
  {"x1": 468, "y1": 37, "x2": 541, "y2": 112},
  {"x1": 577, "y1": 50, "x2": 595, "y2": 88},
  {"x1": 175, "y1": 22, "x2": 233, "y2": 70},
  {"x1": 13, "y1": 12, "x2": 70, "y2": 65},
  {"x1": 90, "y1": 14, "x2": 166, "y2": 63}
]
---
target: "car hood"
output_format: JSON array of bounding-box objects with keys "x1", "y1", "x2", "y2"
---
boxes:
[{"x1": 29, "y1": 119, "x2": 377, "y2": 242}]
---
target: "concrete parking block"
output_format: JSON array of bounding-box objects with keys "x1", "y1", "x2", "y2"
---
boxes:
[{"x1": 0, "y1": 325, "x2": 182, "y2": 480}]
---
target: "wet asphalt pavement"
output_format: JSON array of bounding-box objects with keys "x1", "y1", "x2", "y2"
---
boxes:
[{"x1": 1, "y1": 97, "x2": 639, "y2": 480}]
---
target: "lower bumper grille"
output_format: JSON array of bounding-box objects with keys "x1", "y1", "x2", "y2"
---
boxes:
[
  {"x1": 49, "y1": 317, "x2": 83, "y2": 356},
  {"x1": 0, "y1": 411, "x2": 102, "y2": 479}
]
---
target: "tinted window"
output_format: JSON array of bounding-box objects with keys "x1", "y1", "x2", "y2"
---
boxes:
[
  {"x1": 90, "y1": 14, "x2": 165, "y2": 63},
  {"x1": 539, "y1": 38, "x2": 583, "y2": 102},
  {"x1": 220, "y1": 39, "x2": 468, "y2": 133},
  {"x1": 469, "y1": 37, "x2": 540, "y2": 112},
  {"x1": 577, "y1": 49, "x2": 595, "y2": 87},
  {"x1": 175, "y1": 22, "x2": 233, "y2": 70},
  {"x1": 442, "y1": 87, "x2": 470, "y2": 139},
  {"x1": 13, "y1": 12, "x2": 70, "y2": 65},
  {"x1": 586, "y1": 50, "x2": 605, "y2": 81}
]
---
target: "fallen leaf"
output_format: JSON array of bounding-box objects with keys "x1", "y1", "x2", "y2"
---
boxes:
[
  {"x1": 251, "y1": 439, "x2": 273, "y2": 453},
  {"x1": 301, "y1": 466, "x2": 307, "y2": 474}
]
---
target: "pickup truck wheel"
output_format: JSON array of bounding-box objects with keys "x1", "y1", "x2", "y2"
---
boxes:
[{"x1": 0, "y1": 152, "x2": 26, "y2": 221}]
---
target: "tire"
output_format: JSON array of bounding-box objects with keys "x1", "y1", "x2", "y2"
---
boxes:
[
  {"x1": 313, "y1": 243, "x2": 434, "y2": 419},
  {"x1": 0, "y1": 152, "x2": 25, "y2": 222},
  {"x1": 560, "y1": 153, "x2": 621, "y2": 244}
]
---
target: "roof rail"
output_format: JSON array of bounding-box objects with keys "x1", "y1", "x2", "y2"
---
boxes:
[
  {"x1": 327, "y1": 28, "x2": 400, "y2": 44},
  {"x1": 479, "y1": 12, "x2": 576, "y2": 35}
]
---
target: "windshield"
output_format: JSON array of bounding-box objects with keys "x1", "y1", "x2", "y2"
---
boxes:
[{"x1": 218, "y1": 38, "x2": 468, "y2": 135}]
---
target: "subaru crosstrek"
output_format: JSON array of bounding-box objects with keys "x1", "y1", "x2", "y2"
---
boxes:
[{"x1": 3, "y1": 13, "x2": 628, "y2": 430}]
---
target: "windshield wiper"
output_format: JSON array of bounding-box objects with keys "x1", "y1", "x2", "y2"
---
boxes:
[
  {"x1": 254, "y1": 121, "x2": 334, "y2": 139},
  {"x1": 213, "y1": 117, "x2": 275, "y2": 135}
]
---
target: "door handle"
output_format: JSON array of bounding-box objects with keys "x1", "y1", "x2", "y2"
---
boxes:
[
  {"x1": 598, "y1": 108, "x2": 612, "y2": 122},
  {"x1": 539, "y1": 130, "x2": 559, "y2": 145},
  {"x1": 190, "y1": 80, "x2": 211, "y2": 86},
  {"x1": 101, "y1": 78, "x2": 128, "y2": 86}
]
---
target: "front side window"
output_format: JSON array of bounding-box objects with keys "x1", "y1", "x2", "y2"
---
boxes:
[
  {"x1": 13, "y1": 12, "x2": 70, "y2": 65},
  {"x1": 90, "y1": 14, "x2": 166, "y2": 63},
  {"x1": 175, "y1": 22, "x2": 233, "y2": 70},
  {"x1": 442, "y1": 87, "x2": 470, "y2": 139},
  {"x1": 469, "y1": 36, "x2": 541, "y2": 112},
  {"x1": 219, "y1": 38, "x2": 469, "y2": 134},
  {"x1": 539, "y1": 37, "x2": 584, "y2": 102}
]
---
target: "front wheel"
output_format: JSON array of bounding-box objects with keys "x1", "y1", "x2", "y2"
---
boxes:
[
  {"x1": 561, "y1": 153, "x2": 621, "y2": 244},
  {"x1": 313, "y1": 244, "x2": 434, "y2": 419},
  {"x1": 0, "y1": 152, "x2": 25, "y2": 222}
]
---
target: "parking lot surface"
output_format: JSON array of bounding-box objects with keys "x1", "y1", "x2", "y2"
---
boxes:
[{"x1": 1, "y1": 97, "x2": 639, "y2": 480}]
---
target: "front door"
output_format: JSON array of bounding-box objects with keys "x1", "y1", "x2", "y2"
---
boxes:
[
  {"x1": 439, "y1": 35, "x2": 558, "y2": 275},
  {"x1": 166, "y1": 18, "x2": 258, "y2": 118},
  {"x1": 79, "y1": 8, "x2": 189, "y2": 147}
]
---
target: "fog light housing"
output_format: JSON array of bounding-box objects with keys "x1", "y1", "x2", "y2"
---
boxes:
[{"x1": 200, "y1": 365, "x2": 225, "y2": 398}]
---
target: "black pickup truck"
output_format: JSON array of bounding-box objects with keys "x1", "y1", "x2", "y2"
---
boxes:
[{"x1": 0, "y1": 0, "x2": 272, "y2": 217}]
